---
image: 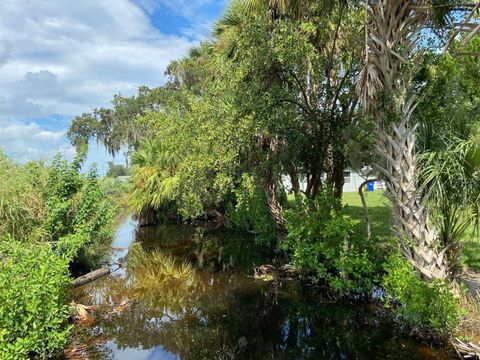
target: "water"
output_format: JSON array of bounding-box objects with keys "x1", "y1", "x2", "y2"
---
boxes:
[{"x1": 71, "y1": 216, "x2": 453, "y2": 360}]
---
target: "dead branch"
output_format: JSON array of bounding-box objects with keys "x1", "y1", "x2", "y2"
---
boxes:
[{"x1": 72, "y1": 268, "x2": 110, "y2": 288}]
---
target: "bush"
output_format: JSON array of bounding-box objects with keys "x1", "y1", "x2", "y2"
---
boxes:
[
  {"x1": 0, "y1": 240, "x2": 72, "y2": 359},
  {"x1": 44, "y1": 155, "x2": 118, "y2": 270},
  {"x1": 226, "y1": 174, "x2": 279, "y2": 245},
  {"x1": 0, "y1": 152, "x2": 119, "y2": 358},
  {"x1": 281, "y1": 190, "x2": 377, "y2": 294},
  {"x1": 382, "y1": 253, "x2": 463, "y2": 337}
]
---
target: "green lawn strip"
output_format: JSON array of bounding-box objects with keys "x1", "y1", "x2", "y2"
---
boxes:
[{"x1": 342, "y1": 190, "x2": 395, "y2": 247}]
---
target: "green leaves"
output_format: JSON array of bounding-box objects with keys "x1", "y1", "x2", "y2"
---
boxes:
[
  {"x1": 282, "y1": 191, "x2": 376, "y2": 294},
  {"x1": 227, "y1": 173, "x2": 279, "y2": 244},
  {"x1": 418, "y1": 138, "x2": 480, "y2": 272},
  {"x1": 0, "y1": 240, "x2": 72, "y2": 359},
  {"x1": 42, "y1": 153, "x2": 118, "y2": 260},
  {"x1": 0, "y1": 152, "x2": 119, "y2": 358},
  {"x1": 382, "y1": 253, "x2": 463, "y2": 337},
  {"x1": 0, "y1": 153, "x2": 47, "y2": 241}
]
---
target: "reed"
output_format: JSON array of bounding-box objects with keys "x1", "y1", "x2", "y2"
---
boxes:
[{"x1": 0, "y1": 154, "x2": 47, "y2": 241}]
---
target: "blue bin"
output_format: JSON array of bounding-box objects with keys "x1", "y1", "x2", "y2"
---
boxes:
[{"x1": 367, "y1": 181, "x2": 375, "y2": 192}]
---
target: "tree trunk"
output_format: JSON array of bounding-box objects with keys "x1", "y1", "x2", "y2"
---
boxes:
[
  {"x1": 72, "y1": 268, "x2": 110, "y2": 288},
  {"x1": 138, "y1": 207, "x2": 157, "y2": 227},
  {"x1": 261, "y1": 136, "x2": 287, "y2": 237},
  {"x1": 358, "y1": 178, "x2": 378, "y2": 241},
  {"x1": 330, "y1": 150, "x2": 345, "y2": 201},
  {"x1": 264, "y1": 174, "x2": 287, "y2": 237},
  {"x1": 288, "y1": 162, "x2": 301, "y2": 198},
  {"x1": 378, "y1": 100, "x2": 449, "y2": 280},
  {"x1": 358, "y1": 0, "x2": 451, "y2": 281}
]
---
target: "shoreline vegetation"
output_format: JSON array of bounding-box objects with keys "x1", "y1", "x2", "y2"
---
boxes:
[
  {"x1": 1, "y1": 0, "x2": 480, "y2": 358},
  {"x1": 1, "y1": 150, "x2": 479, "y2": 358},
  {"x1": 0, "y1": 152, "x2": 122, "y2": 358}
]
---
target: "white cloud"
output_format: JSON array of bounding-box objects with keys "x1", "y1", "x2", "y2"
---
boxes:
[
  {"x1": 19, "y1": 70, "x2": 64, "y2": 99},
  {"x1": 0, "y1": 118, "x2": 70, "y2": 163},
  {"x1": 0, "y1": 40, "x2": 12, "y2": 67},
  {"x1": 181, "y1": 20, "x2": 216, "y2": 42},
  {"x1": 0, "y1": 0, "x2": 197, "y2": 117},
  {"x1": 0, "y1": 70, "x2": 66, "y2": 118},
  {"x1": 0, "y1": 0, "x2": 208, "y2": 163}
]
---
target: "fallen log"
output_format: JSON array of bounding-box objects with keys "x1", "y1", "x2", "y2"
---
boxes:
[{"x1": 72, "y1": 268, "x2": 110, "y2": 288}]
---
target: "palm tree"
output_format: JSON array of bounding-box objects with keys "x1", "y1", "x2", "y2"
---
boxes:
[
  {"x1": 242, "y1": 0, "x2": 477, "y2": 275},
  {"x1": 419, "y1": 138, "x2": 480, "y2": 275},
  {"x1": 357, "y1": 0, "x2": 478, "y2": 280},
  {"x1": 242, "y1": 0, "x2": 344, "y2": 19},
  {"x1": 129, "y1": 139, "x2": 180, "y2": 226},
  {"x1": 210, "y1": 1, "x2": 290, "y2": 235}
]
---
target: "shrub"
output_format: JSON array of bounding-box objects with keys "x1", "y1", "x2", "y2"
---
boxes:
[
  {"x1": 44, "y1": 155, "x2": 118, "y2": 270},
  {"x1": 382, "y1": 253, "x2": 463, "y2": 337},
  {"x1": 0, "y1": 152, "x2": 119, "y2": 358},
  {"x1": 0, "y1": 239, "x2": 72, "y2": 359},
  {"x1": 227, "y1": 173, "x2": 279, "y2": 245},
  {"x1": 281, "y1": 190, "x2": 377, "y2": 294}
]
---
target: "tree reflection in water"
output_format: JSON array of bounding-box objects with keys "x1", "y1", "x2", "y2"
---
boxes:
[{"x1": 71, "y1": 222, "x2": 451, "y2": 360}]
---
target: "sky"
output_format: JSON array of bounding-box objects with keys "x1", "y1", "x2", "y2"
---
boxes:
[{"x1": 0, "y1": 0, "x2": 228, "y2": 174}]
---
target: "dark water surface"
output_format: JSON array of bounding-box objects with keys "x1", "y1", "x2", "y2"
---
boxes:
[{"x1": 71, "y1": 216, "x2": 453, "y2": 360}]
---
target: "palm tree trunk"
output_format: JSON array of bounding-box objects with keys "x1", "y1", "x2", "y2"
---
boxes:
[
  {"x1": 357, "y1": 0, "x2": 451, "y2": 280},
  {"x1": 378, "y1": 100, "x2": 449, "y2": 280}
]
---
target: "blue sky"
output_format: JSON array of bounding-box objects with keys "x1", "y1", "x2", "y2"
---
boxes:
[{"x1": 0, "y1": 0, "x2": 228, "y2": 173}]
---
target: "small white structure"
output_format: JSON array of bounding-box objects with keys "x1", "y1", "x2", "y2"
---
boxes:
[
  {"x1": 282, "y1": 167, "x2": 384, "y2": 194},
  {"x1": 342, "y1": 168, "x2": 384, "y2": 192},
  {"x1": 116, "y1": 176, "x2": 131, "y2": 182}
]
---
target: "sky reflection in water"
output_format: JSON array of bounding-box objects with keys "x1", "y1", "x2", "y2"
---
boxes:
[{"x1": 71, "y1": 218, "x2": 452, "y2": 360}]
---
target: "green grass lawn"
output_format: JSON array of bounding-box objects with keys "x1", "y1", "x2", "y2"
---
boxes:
[
  {"x1": 342, "y1": 190, "x2": 395, "y2": 249},
  {"x1": 462, "y1": 228, "x2": 480, "y2": 272},
  {"x1": 342, "y1": 190, "x2": 480, "y2": 272},
  {"x1": 287, "y1": 189, "x2": 480, "y2": 271}
]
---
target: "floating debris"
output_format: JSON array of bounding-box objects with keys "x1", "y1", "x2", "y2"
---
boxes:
[
  {"x1": 107, "y1": 298, "x2": 136, "y2": 316},
  {"x1": 72, "y1": 268, "x2": 111, "y2": 288},
  {"x1": 253, "y1": 264, "x2": 298, "y2": 281},
  {"x1": 64, "y1": 344, "x2": 89, "y2": 360},
  {"x1": 452, "y1": 338, "x2": 480, "y2": 359},
  {"x1": 72, "y1": 302, "x2": 96, "y2": 324}
]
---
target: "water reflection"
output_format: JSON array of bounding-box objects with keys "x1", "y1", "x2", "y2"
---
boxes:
[{"x1": 72, "y1": 219, "x2": 452, "y2": 360}]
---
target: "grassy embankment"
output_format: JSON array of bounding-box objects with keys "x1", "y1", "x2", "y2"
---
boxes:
[
  {"x1": 344, "y1": 190, "x2": 480, "y2": 343},
  {"x1": 342, "y1": 190, "x2": 480, "y2": 272}
]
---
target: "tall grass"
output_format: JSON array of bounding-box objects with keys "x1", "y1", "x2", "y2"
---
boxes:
[{"x1": 0, "y1": 154, "x2": 47, "y2": 240}]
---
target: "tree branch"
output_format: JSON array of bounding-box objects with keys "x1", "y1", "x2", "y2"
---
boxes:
[{"x1": 358, "y1": 178, "x2": 378, "y2": 241}]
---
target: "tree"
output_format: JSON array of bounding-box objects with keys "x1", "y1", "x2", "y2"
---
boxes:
[
  {"x1": 213, "y1": 1, "x2": 367, "y2": 229},
  {"x1": 357, "y1": 0, "x2": 477, "y2": 280},
  {"x1": 67, "y1": 86, "x2": 165, "y2": 156},
  {"x1": 129, "y1": 139, "x2": 180, "y2": 226},
  {"x1": 106, "y1": 162, "x2": 129, "y2": 178}
]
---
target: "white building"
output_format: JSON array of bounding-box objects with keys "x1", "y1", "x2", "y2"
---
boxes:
[
  {"x1": 282, "y1": 167, "x2": 384, "y2": 194},
  {"x1": 342, "y1": 168, "x2": 384, "y2": 192}
]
